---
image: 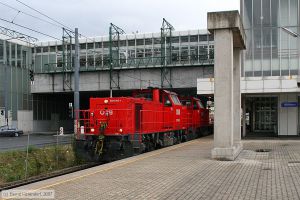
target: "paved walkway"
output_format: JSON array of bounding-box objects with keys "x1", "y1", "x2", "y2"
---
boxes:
[{"x1": 4, "y1": 136, "x2": 300, "y2": 200}]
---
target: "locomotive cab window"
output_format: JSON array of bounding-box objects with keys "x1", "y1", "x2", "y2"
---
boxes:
[
  {"x1": 181, "y1": 100, "x2": 191, "y2": 106},
  {"x1": 197, "y1": 101, "x2": 204, "y2": 108},
  {"x1": 193, "y1": 101, "x2": 198, "y2": 110},
  {"x1": 164, "y1": 96, "x2": 172, "y2": 107},
  {"x1": 170, "y1": 94, "x2": 181, "y2": 105}
]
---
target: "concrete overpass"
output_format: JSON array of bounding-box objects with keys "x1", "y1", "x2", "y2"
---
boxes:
[{"x1": 31, "y1": 64, "x2": 213, "y2": 94}]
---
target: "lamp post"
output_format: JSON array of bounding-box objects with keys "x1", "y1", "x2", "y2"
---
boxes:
[
  {"x1": 281, "y1": 27, "x2": 300, "y2": 87},
  {"x1": 281, "y1": 27, "x2": 298, "y2": 37}
]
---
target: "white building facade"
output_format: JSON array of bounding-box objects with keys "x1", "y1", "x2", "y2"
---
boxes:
[{"x1": 198, "y1": 0, "x2": 300, "y2": 136}]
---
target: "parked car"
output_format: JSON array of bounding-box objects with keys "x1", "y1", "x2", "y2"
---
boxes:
[{"x1": 0, "y1": 125, "x2": 23, "y2": 137}]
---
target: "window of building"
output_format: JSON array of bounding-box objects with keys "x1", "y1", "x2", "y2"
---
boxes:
[
  {"x1": 120, "y1": 40, "x2": 126, "y2": 47},
  {"x1": 36, "y1": 47, "x2": 42, "y2": 53},
  {"x1": 136, "y1": 48, "x2": 144, "y2": 58},
  {"x1": 128, "y1": 40, "x2": 135, "y2": 46},
  {"x1": 171, "y1": 37, "x2": 179, "y2": 43},
  {"x1": 180, "y1": 46, "x2": 189, "y2": 61},
  {"x1": 87, "y1": 55, "x2": 94, "y2": 66},
  {"x1": 145, "y1": 38, "x2": 152, "y2": 45},
  {"x1": 180, "y1": 36, "x2": 189, "y2": 43},
  {"x1": 136, "y1": 39, "x2": 144, "y2": 46},
  {"x1": 190, "y1": 46, "x2": 198, "y2": 61},
  {"x1": 22, "y1": 50, "x2": 27, "y2": 68},
  {"x1": 127, "y1": 49, "x2": 135, "y2": 59},
  {"x1": 253, "y1": 0, "x2": 262, "y2": 26},
  {"x1": 17, "y1": 45, "x2": 21, "y2": 59},
  {"x1": 199, "y1": 46, "x2": 208, "y2": 60},
  {"x1": 87, "y1": 43, "x2": 94, "y2": 49},
  {"x1": 154, "y1": 38, "x2": 161, "y2": 45},
  {"x1": 95, "y1": 57, "x2": 102, "y2": 67},
  {"x1": 57, "y1": 45, "x2": 62, "y2": 51},
  {"x1": 103, "y1": 54, "x2": 110, "y2": 67},
  {"x1": 103, "y1": 42, "x2": 109, "y2": 48},
  {"x1": 95, "y1": 42, "x2": 102, "y2": 49},
  {"x1": 49, "y1": 46, "x2": 56, "y2": 52},
  {"x1": 199, "y1": 35, "x2": 208, "y2": 42},
  {"x1": 172, "y1": 46, "x2": 179, "y2": 62},
  {"x1": 80, "y1": 54, "x2": 86, "y2": 67},
  {"x1": 209, "y1": 45, "x2": 214, "y2": 60},
  {"x1": 11, "y1": 44, "x2": 16, "y2": 59},
  {"x1": 42, "y1": 47, "x2": 48, "y2": 53},
  {"x1": 145, "y1": 48, "x2": 152, "y2": 57},
  {"x1": 190, "y1": 35, "x2": 198, "y2": 43},
  {"x1": 80, "y1": 43, "x2": 86, "y2": 50}
]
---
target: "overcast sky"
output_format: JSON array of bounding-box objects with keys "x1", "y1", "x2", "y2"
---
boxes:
[{"x1": 0, "y1": 0, "x2": 239, "y2": 41}]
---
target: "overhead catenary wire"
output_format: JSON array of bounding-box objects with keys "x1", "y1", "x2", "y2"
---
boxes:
[
  {"x1": 16, "y1": 0, "x2": 73, "y2": 31},
  {"x1": 15, "y1": 0, "x2": 96, "y2": 43},
  {"x1": 0, "y1": 0, "x2": 63, "y2": 29},
  {"x1": 0, "y1": 17, "x2": 60, "y2": 40}
]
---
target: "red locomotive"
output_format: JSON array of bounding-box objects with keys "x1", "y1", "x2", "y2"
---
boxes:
[
  {"x1": 179, "y1": 96, "x2": 211, "y2": 138},
  {"x1": 76, "y1": 88, "x2": 212, "y2": 161}
]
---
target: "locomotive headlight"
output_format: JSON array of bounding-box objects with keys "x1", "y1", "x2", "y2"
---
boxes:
[
  {"x1": 91, "y1": 112, "x2": 94, "y2": 117},
  {"x1": 91, "y1": 128, "x2": 95, "y2": 132},
  {"x1": 119, "y1": 128, "x2": 123, "y2": 133},
  {"x1": 104, "y1": 99, "x2": 108, "y2": 104}
]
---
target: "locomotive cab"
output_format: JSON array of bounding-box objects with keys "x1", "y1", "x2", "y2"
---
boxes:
[{"x1": 179, "y1": 96, "x2": 211, "y2": 137}]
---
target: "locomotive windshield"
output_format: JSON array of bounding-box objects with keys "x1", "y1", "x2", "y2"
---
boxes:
[
  {"x1": 197, "y1": 100, "x2": 204, "y2": 108},
  {"x1": 170, "y1": 94, "x2": 181, "y2": 105}
]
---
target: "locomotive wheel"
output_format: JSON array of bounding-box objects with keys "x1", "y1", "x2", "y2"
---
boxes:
[
  {"x1": 74, "y1": 139, "x2": 99, "y2": 162},
  {"x1": 121, "y1": 141, "x2": 134, "y2": 158}
]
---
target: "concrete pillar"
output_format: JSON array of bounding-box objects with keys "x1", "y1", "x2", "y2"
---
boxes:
[
  {"x1": 242, "y1": 95, "x2": 247, "y2": 138},
  {"x1": 213, "y1": 29, "x2": 234, "y2": 149},
  {"x1": 208, "y1": 11, "x2": 246, "y2": 160},
  {"x1": 233, "y1": 49, "x2": 242, "y2": 145}
]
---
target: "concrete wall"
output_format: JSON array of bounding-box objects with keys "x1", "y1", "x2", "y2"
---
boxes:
[
  {"x1": 17, "y1": 111, "x2": 73, "y2": 133},
  {"x1": 17, "y1": 110, "x2": 33, "y2": 133},
  {"x1": 32, "y1": 120, "x2": 73, "y2": 133},
  {"x1": 32, "y1": 66, "x2": 213, "y2": 93},
  {"x1": 278, "y1": 93, "x2": 299, "y2": 136},
  {"x1": 197, "y1": 76, "x2": 300, "y2": 95}
]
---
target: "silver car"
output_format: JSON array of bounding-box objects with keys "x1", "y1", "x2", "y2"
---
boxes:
[{"x1": 0, "y1": 125, "x2": 23, "y2": 137}]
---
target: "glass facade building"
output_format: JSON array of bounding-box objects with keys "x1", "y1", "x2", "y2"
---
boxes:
[
  {"x1": 0, "y1": 39, "x2": 33, "y2": 123},
  {"x1": 240, "y1": 0, "x2": 300, "y2": 136},
  {"x1": 33, "y1": 30, "x2": 214, "y2": 73},
  {"x1": 241, "y1": 0, "x2": 300, "y2": 77}
]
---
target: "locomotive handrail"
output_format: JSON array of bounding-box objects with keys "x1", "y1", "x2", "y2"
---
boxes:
[{"x1": 76, "y1": 109, "x2": 134, "y2": 135}]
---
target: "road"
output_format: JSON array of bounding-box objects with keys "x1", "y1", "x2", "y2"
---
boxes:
[{"x1": 0, "y1": 134, "x2": 73, "y2": 152}]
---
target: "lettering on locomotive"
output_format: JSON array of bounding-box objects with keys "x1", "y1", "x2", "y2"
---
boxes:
[{"x1": 100, "y1": 110, "x2": 113, "y2": 116}]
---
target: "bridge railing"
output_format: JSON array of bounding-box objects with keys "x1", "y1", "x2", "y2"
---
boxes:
[{"x1": 39, "y1": 53, "x2": 214, "y2": 74}]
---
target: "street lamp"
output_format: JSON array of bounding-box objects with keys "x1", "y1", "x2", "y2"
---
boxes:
[
  {"x1": 281, "y1": 27, "x2": 298, "y2": 37},
  {"x1": 280, "y1": 27, "x2": 300, "y2": 87}
]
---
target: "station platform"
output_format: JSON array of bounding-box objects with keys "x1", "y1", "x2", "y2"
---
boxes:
[{"x1": 6, "y1": 136, "x2": 300, "y2": 200}]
